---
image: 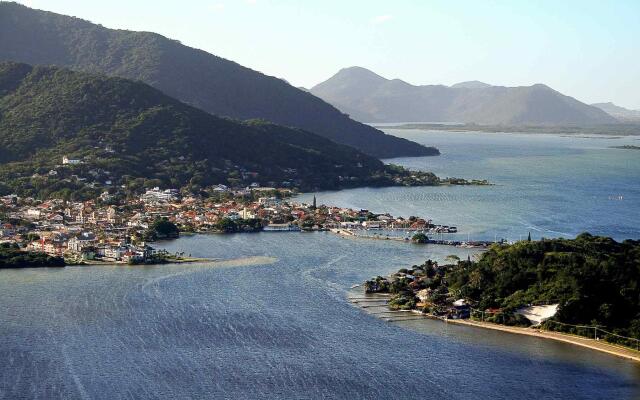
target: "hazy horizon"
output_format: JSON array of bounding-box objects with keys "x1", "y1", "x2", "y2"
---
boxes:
[{"x1": 9, "y1": 0, "x2": 640, "y2": 109}]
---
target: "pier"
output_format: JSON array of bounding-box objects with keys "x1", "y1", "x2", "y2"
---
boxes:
[{"x1": 331, "y1": 228, "x2": 495, "y2": 248}]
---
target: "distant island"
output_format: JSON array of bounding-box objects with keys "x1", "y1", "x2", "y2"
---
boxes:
[
  {"x1": 363, "y1": 233, "x2": 640, "y2": 350},
  {"x1": 611, "y1": 145, "x2": 640, "y2": 150},
  {"x1": 378, "y1": 123, "x2": 640, "y2": 136}
]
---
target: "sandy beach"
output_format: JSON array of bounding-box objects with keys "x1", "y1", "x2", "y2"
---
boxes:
[
  {"x1": 349, "y1": 293, "x2": 640, "y2": 363},
  {"x1": 444, "y1": 319, "x2": 640, "y2": 363}
]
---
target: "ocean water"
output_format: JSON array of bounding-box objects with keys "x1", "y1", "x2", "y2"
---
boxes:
[
  {"x1": 2, "y1": 130, "x2": 640, "y2": 399},
  {"x1": 1, "y1": 233, "x2": 639, "y2": 399},
  {"x1": 297, "y1": 130, "x2": 640, "y2": 241}
]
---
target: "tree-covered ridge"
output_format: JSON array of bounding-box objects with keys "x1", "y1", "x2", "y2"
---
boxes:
[
  {"x1": 0, "y1": 62, "x2": 442, "y2": 199},
  {"x1": 447, "y1": 234, "x2": 640, "y2": 337},
  {"x1": 0, "y1": 2, "x2": 438, "y2": 158},
  {"x1": 365, "y1": 233, "x2": 640, "y2": 343}
]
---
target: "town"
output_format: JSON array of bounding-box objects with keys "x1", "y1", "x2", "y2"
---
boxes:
[{"x1": 0, "y1": 184, "x2": 461, "y2": 266}]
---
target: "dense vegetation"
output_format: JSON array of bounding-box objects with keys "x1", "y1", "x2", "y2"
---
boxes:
[
  {"x1": 445, "y1": 234, "x2": 640, "y2": 337},
  {"x1": 365, "y1": 260, "x2": 452, "y2": 311},
  {"x1": 0, "y1": 2, "x2": 438, "y2": 158},
  {"x1": 214, "y1": 218, "x2": 263, "y2": 233},
  {"x1": 145, "y1": 218, "x2": 180, "y2": 241},
  {"x1": 411, "y1": 233, "x2": 429, "y2": 243},
  {"x1": 0, "y1": 243, "x2": 65, "y2": 268},
  {"x1": 0, "y1": 62, "x2": 443, "y2": 199},
  {"x1": 366, "y1": 234, "x2": 640, "y2": 341}
]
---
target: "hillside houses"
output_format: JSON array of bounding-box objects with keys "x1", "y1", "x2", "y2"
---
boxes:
[
  {"x1": 141, "y1": 187, "x2": 180, "y2": 204},
  {"x1": 0, "y1": 187, "x2": 442, "y2": 264}
]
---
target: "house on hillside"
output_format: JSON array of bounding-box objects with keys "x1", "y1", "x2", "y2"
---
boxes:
[
  {"x1": 141, "y1": 187, "x2": 180, "y2": 204},
  {"x1": 67, "y1": 232, "x2": 97, "y2": 253},
  {"x1": 62, "y1": 156, "x2": 82, "y2": 165}
]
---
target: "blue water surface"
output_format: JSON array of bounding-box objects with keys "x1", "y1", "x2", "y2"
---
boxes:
[{"x1": 297, "y1": 130, "x2": 640, "y2": 241}]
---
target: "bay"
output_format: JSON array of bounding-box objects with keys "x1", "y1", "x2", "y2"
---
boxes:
[
  {"x1": 297, "y1": 130, "x2": 640, "y2": 241},
  {"x1": 2, "y1": 130, "x2": 640, "y2": 399}
]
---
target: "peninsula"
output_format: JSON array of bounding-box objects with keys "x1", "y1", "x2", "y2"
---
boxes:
[
  {"x1": 360, "y1": 234, "x2": 640, "y2": 357},
  {"x1": 0, "y1": 185, "x2": 467, "y2": 266}
]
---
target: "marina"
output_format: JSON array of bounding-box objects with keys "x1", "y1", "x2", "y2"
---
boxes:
[{"x1": 330, "y1": 228, "x2": 495, "y2": 248}]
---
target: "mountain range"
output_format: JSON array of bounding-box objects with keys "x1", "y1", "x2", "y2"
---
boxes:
[
  {"x1": 591, "y1": 102, "x2": 640, "y2": 122},
  {"x1": 0, "y1": 2, "x2": 436, "y2": 158},
  {"x1": 0, "y1": 62, "x2": 429, "y2": 199},
  {"x1": 310, "y1": 67, "x2": 618, "y2": 126}
]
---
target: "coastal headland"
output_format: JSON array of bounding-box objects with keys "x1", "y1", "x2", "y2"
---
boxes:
[{"x1": 356, "y1": 235, "x2": 640, "y2": 363}]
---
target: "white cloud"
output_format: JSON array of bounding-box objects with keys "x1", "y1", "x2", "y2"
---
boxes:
[
  {"x1": 246, "y1": 0, "x2": 258, "y2": 4},
  {"x1": 371, "y1": 15, "x2": 393, "y2": 24}
]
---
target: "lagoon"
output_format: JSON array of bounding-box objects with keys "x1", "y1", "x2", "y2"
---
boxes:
[
  {"x1": 2, "y1": 130, "x2": 640, "y2": 399},
  {"x1": 1, "y1": 233, "x2": 639, "y2": 399},
  {"x1": 297, "y1": 130, "x2": 640, "y2": 241}
]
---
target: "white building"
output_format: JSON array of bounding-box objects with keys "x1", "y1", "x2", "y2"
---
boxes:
[
  {"x1": 258, "y1": 197, "x2": 279, "y2": 207},
  {"x1": 212, "y1": 184, "x2": 229, "y2": 192},
  {"x1": 240, "y1": 208, "x2": 256, "y2": 219},
  {"x1": 62, "y1": 156, "x2": 82, "y2": 165},
  {"x1": 362, "y1": 221, "x2": 382, "y2": 229},
  {"x1": 140, "y1": 187, "x2": 180, "y2": 203},
  {"x1": 67, "y1": 233, "x2": 97, "y2": 253}
]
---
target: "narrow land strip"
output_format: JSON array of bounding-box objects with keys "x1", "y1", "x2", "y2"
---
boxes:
[
  {"x1": 444, "y1": 319, "x2": 640, "y2": 363},
  {"x1": 348, "y1": 296, "x2": 640, "y2": 363}
]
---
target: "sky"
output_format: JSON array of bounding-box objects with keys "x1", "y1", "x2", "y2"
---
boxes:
[{"x1": 13, "y1": 0, "x2": 640, "y2": 109}]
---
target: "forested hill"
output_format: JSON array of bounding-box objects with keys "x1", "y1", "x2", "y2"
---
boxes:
[
  {"x1": 0, "y1": 62, "x2": 425, "y2": 199},
  {"x1": 0, "y1": 2, "x2": 438, "y2": 159},
  {"x1": 448, "y1": 233, "x2": 640, "y2": 337}
]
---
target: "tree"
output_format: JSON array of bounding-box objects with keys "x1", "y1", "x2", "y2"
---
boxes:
[
  {"x1": 147, "y1": 218, "x2": 179, "y2": 240},
  {"x1": 411, "y1": 233, "x2": 429, "y2": 243},
  {"x1": 445, "y1": 254, "x2": 460, "y2": 264}
]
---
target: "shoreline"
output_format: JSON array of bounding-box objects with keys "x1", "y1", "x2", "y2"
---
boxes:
[
  {"x1": 77, "y1": 255, "x2": 278, "y2": 268},
  {"x1": 329, "y1": 228, "x2": 492, "y2": 248},
  {"x1": 444, "y1": 318, "x2": 640, "y2": 363},
  {"x1": 348, "y1": 293, "x2": 640, "y2": 363},
  {"x1": 375, "y1": 123, "x2": 640, "y2": 137},
  {"x1": 75, "y1": 257, "x2": 213, "y2": 266}
]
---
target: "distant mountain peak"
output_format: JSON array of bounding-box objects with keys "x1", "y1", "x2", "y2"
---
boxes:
[
  {"x1": 323, "y1": 66, "x2": 389, "y2": 86},
  {"x1": 530, "y1": 83, "x2": 553, "y2": 90},
  {"x1": 592, "y1": 102, "x2": 630, "y2": 112},
  {"x1": 311, "y1": 67, "x2": 617, "y2": 125},
  {"x1": 337, "y1": 66, "x2": 384, "y2": 76},
  {"x1": 451, "y1": 81, "x2": 492, "y2": 89},
  {"x1": 591, "y1": 102, "x2": 640, "y2": 121}
]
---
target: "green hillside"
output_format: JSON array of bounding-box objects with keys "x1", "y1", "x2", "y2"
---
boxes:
[
  {"x1": 0, "y1": 62, "x2": 440, "y2": 199},
  {"x1": 447, "y1": 234, "x2": 640, "y2": 336},
  {"x1": 0, "y1": 2, "x2": 438, "y2": 158}
]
